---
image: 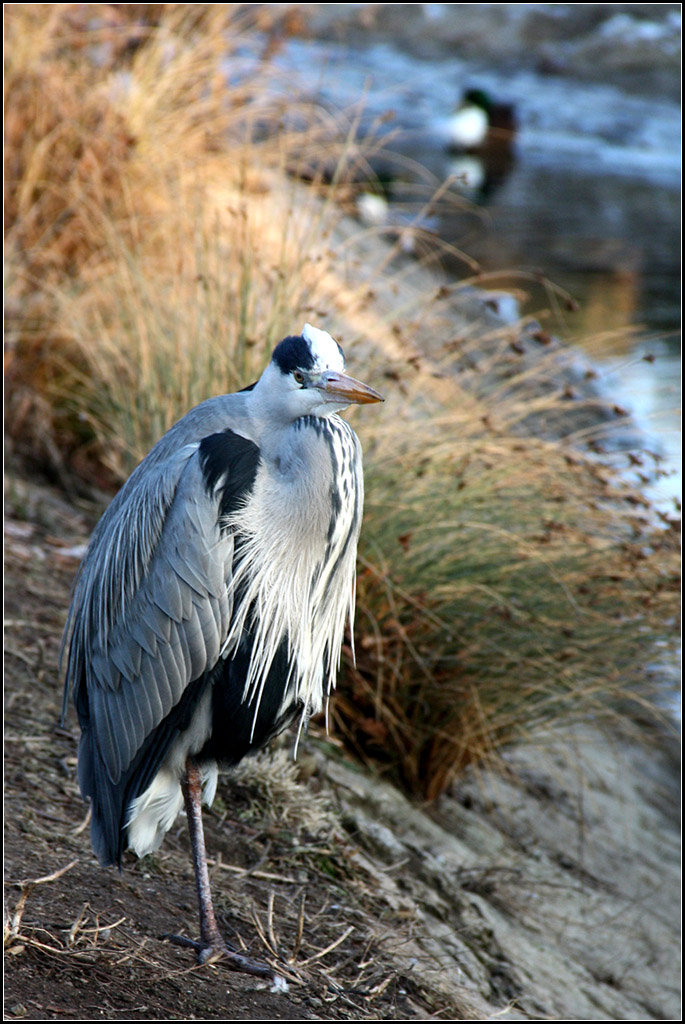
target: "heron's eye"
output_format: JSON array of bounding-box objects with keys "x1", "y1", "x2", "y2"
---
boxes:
[{"x1": 293, "y1": 371, "x2": 305, "y2": 385}]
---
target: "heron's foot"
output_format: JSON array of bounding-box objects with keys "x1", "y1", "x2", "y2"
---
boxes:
[{"x1": 164, "y1": 932, "x2": 278, "y2": 981}]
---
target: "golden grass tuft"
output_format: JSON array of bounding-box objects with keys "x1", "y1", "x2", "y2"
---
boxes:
[
  {"x1": 5, "y1": 3, "x2": 680, "y2": 802},
  {"x1": 337, "y1": 390, "x2": 679, "y2": 797}
]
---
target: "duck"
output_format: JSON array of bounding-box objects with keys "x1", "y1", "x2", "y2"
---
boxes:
[
  {"x1": 446, "y1": 88, "x2": 517, "y2": 153},
  {"x1": 445, "y1": 89, "x2": 517, "y2": 201}
]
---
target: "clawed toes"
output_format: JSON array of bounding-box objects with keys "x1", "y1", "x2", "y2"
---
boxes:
[{"x1": 164, "y1": 932, "x2": 277, "y2": 980}]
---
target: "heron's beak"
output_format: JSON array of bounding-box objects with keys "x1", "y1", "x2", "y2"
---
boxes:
[{"x1": 320, "y1": 371, "x2": 384, "y2": 405}]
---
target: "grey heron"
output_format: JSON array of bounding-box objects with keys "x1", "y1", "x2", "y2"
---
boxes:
[{"x1": 61, "y1": 324, "x2": 383, "y2": 979}]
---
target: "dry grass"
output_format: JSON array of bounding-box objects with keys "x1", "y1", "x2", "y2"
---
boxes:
[
  {"x1": 6, "y1": 4, "x2": 444, "y2": 478},
  {"x1": 5, "y1": 3, "x2": 680, "y2": 807},
  {"x1": 341, "y1": 393, "x2": 679, "y2": 797}
]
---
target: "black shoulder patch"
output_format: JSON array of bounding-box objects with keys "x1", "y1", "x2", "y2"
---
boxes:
[
  {"x1": 199, "y1": 429, "x2": 260, "y2": 523},
  {"x1": 271, "y1": 334, "x2": 315, "y2": 374}
]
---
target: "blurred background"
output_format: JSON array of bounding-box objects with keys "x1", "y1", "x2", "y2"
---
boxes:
[{"x1": 262, "y1": 2, "x2": 681, "y2": 510}]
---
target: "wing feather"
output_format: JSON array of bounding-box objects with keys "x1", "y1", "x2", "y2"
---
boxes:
[
  {"x1": 109, "y1": 641, "x2": 141, "y2": 685},
  {"x1": 151, "y1": 567, "x2": 189, "y2": 623},
  {"x1": 128, "y1": 614, "x2": 161, "y2": 659}
]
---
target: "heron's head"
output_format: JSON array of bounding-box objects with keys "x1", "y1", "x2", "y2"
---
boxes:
[{"x1": 256, "y1": 324, "x2": 383, "y2": 421}]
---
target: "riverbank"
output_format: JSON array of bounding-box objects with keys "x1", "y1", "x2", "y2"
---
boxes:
[{"x1": 4, "y1": 469, "x2": 681, "y2": 1020}]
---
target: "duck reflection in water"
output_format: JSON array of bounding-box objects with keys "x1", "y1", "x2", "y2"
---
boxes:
[{"x1": 446, "y1": 88, "x2": 517, "y2": 202}]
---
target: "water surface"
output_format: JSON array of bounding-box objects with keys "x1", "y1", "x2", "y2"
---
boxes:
[{"x1": 261, "y1": 25, "x2": 681, "y2": 508}]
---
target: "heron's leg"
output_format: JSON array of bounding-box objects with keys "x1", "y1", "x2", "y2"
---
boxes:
[
  {"x1": 166, "y1": 755, "x2": 276, "y2": 980},
  {"x1": 182, "y1": 756, "x2": 224, "y2": 948}
]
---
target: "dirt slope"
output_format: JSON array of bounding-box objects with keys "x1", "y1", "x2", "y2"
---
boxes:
[{"x1": 4, "y1": 471, "x2": 680, "y2": 1021}]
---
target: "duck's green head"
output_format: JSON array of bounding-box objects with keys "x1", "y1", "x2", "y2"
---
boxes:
[{"x1": 463, "y1": 88, "x2": 493, "y2": 115}]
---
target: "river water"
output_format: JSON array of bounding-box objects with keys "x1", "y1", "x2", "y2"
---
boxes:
[{"x1": 250, "y1": 6, "x2": 681, "y2": 511}]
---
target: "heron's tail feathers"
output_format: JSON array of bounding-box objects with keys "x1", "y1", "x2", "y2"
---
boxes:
[{"x1": 126, "y1": 763, "x2": 217, "y2": 858}]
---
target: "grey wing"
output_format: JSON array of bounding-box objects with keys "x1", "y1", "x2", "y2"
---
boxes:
[{"x1": 62, "y1": 430, "x2": 259, "y2": 862}]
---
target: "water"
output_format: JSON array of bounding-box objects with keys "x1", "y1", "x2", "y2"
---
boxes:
[{"x1": 259, "y1": 28, "x2": 680, "y2": 511}]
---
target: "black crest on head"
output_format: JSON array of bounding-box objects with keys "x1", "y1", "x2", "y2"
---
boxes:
[{"x1": 271, "y1": 334, "x2": 316, "y2": 375}]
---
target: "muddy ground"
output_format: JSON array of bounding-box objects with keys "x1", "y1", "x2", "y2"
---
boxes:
[{"x1": 4, "y1": 469, "x2": 681, "y2": 1021}]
